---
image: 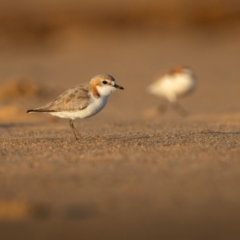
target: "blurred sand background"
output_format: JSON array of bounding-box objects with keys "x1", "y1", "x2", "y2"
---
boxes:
[{"x1": 1, "y1": 0, "x2": 240, "y2": 239}]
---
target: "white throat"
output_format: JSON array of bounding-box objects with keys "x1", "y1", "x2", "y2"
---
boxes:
[{"x1": 96, "y1": 85, "x2": 116, "y2": 97}]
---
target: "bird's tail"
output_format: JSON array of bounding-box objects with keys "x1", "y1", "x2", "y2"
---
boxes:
[{"x1": 27, "y1": 109, "x2": 55, "y2": 113}]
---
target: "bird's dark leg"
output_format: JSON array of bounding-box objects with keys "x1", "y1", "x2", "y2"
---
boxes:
[
  {"x1": 69, "y1": 119, "x2": 80, "y2": 140},
  {"x1": 171, "y1": 101, "x2": 189, "y2": 117}
]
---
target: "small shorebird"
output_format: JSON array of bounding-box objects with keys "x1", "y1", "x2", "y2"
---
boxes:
[
  {"x1": 27, "y1": 74, "x2": 124, "y2": 140},
  {"x1": 147, "y1": 66, "x2": 197, "y2": 116}
]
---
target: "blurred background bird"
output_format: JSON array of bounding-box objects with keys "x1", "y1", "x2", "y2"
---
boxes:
[{"x1": 147, "y1": 66, "x2": 197, "y2": 116}]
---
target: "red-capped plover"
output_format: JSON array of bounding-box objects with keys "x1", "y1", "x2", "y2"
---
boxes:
[
  {"x1": 147, "y1": 66, "x2": 197, "y2": 116},
  {"x1": 27, "y1": 74, "x2": 124, "y2": 140}
]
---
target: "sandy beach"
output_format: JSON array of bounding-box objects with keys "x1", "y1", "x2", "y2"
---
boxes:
[{"x1": 1, "y1": 1, "x2": 240, "y2": 239}]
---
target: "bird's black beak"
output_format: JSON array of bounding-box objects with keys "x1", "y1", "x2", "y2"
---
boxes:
[{"x1": 114, "y1": 84, "x2": 124, "y2": 90}]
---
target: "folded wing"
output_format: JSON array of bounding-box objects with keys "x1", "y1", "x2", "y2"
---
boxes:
[{"x1": 27, "y1": 84, "x2": 91, "y2": 113}]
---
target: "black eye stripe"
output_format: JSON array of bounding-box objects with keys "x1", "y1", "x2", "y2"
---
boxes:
[{"x1": 102, "y1": 80, "x2": 108, "y2": 84}]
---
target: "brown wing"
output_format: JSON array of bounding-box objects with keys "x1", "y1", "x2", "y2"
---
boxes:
[{"x1": 30, "y1": 83, "x2": 91, "y2": 112}]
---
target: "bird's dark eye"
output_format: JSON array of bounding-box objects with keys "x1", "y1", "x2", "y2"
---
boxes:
[{"x1": 102, "y1": 81, "x2": 107, "y2": 84}]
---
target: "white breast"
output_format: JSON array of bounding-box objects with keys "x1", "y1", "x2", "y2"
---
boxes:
[
  {"x1": 50, "y1": 96, "x2": 109, "y2": 120},
  {"x1": 148, "y1": 73, "x2": 196, "y2": 102}
]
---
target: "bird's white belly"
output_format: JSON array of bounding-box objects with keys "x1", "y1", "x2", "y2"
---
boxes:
[
  {"x1": 50, "y1": 96, "x2": 108, "y2": 120},
  {"x1": 153, "y1": 75, "x2": 196, "y2": 101}
]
